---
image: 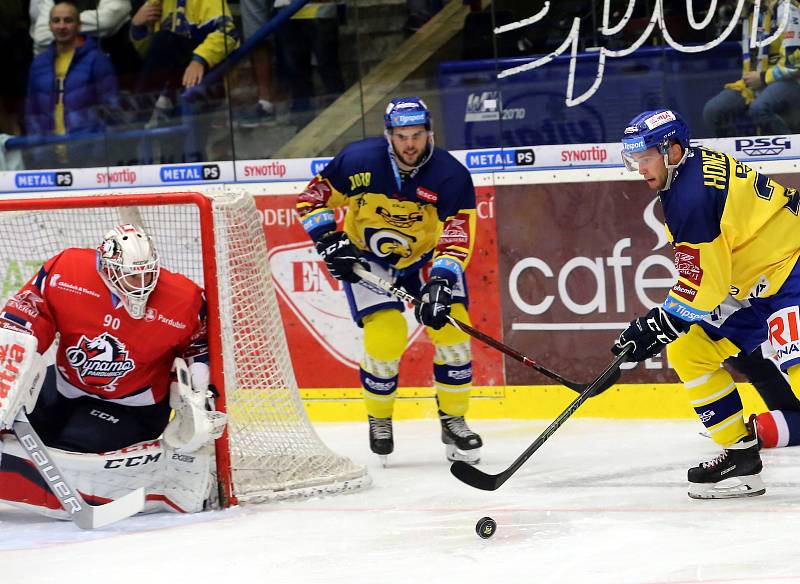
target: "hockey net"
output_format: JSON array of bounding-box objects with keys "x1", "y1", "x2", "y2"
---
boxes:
[{"x1": 0, "y1": 189, "x2": 369, "y2": 506}]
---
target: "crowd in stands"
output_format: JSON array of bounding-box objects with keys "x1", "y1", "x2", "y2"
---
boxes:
[
  {"x1": 0, "y1": 0, "x2": 243, "y2": 168},
  {"x1": 0, "y1": 0, "x2": 798, "y2": 171}
]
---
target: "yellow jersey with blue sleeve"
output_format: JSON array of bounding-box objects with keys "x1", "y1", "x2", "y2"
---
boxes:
[
  {"x1": 662, "y1": 147, "x2": 800, "y2": 323},
  {"x1": 296, "y1": 137, "x2": 477, "y2": 285}
]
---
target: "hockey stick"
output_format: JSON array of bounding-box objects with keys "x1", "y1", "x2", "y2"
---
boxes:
[
  {"x1": 352, "y1": 265, "x2": 610, "y2": 393},
  {"x1": 12, "y1": 412, "x2": 146, "y2": 529},
  {"x1": 449, "y1": 348, "x2": 630, "y2": 491}
]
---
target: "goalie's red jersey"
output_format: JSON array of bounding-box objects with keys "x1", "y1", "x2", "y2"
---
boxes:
[{"x1": 0, "y1": 248, "x2": 207, "y2": 406}]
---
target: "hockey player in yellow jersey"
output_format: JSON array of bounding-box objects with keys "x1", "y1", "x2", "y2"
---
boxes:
[
  {"x1": 296, "y1": 97, "x2": 482, "y2": 465},
  {"x1": 612, "y1": 108, "x2": 800, "y2": 499}
]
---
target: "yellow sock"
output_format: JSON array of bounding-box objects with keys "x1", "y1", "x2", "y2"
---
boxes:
[{"x1": 667, "y1": 326, "x2": 746, "y2": 446}]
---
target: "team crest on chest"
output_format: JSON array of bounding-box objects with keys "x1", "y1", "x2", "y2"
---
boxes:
[{"x1": 66, "y1": 332, "x2": 135, "y2": 390}]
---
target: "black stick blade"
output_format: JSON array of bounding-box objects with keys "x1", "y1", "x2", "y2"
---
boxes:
[{"x1": 450, "y1": 461, "x2": 504, "y2": 491}]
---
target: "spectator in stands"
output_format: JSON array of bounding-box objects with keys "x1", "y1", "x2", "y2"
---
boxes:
[
  {"x1": 31, "y1": 0, "x2": 142, "y2": 89},
  {"x1": 273, "y1": 0, "x2": 344, "y2": 127},
  {"x1": 703, "y1": 0, "x2": 800, "y2": 137},
  {"x1": 238, "y1": 0, "x2": 277, "y2": 127},
  {"x1": 130, "y1": 0, "x2": 239, "y2": 128},
  {"x1": 25, "y1": 1, "x2": 120, "y2": 168},
  {"x1": 0, "y1": 1, "x2": 32, "y2": 136}
]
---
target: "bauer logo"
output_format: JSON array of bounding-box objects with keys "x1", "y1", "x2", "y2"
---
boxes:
[
  {"x1": 15, "y1": 171, "x2": 73, "y2": 189},
  {"x1": 160, "y1": 164, "x2": 221, "y2": 183},
  {"x1": 734, "y1": 136, "x2": 791, "y2": 157},
  {"x1": 18, "y1": 432, "x2": 82, "y2": 513},
  {"x1": 311, "y1": 158, "x2": 333, "y2": 175}
]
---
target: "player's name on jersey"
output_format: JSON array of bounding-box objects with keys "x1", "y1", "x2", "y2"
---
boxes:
[{"x1": 0, "y1": 136, "x2": 797, "y2": 192}]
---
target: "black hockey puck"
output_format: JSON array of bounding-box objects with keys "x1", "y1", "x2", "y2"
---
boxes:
[{"x1": 475, "y1": 516, "x2": 496, "y2": 539}]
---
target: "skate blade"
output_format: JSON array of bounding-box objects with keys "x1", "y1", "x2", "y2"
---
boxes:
[
  {"x1": 688, "y1": 474, "x2": 766, "y2": 499},
  {"x1": 377, "y1": 454, "x2": 389, "y2": 468},
  {"x1": 446, "y1": 444, "x2": 480, "y2": 465}
]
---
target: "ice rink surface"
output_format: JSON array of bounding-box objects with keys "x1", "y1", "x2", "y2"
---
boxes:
[{"x1": 3, "y1": 418, "x2": 800, "y2": 584}]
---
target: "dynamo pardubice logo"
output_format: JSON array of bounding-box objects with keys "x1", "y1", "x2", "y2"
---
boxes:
[{"x1": 66, "y1": 332, "x2": 135, "y2": 389}]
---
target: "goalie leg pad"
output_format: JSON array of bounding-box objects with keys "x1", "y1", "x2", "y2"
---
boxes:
[{"x1": 0, "y1": 434, "x2": 215, "y2": 518}]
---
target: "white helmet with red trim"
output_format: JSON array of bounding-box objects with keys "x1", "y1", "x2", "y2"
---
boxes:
[{"x1": 97, "y1": 224, "x2": 160, "y2": 319}]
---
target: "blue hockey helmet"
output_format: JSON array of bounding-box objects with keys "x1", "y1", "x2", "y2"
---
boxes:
[
  {"x1": 621, "y1": 109, "x2": 691, "y2": 189},
  {"x1": 384, "y1": 97, "x2": 432, "y2": 131},
  {"x1": 621, "y1": 109, "x2": 691, "y2": 157}
]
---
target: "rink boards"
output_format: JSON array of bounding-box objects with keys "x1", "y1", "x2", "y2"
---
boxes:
[{"x1": 1, "y1": 155, "x2": 798, "y2": 422}]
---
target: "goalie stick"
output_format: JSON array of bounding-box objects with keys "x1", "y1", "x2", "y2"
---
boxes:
[
  {"x1": 12, "y1": 412, "x2": 145, "y2": 529},
  {"x1": 449, "y1": 348, "x2": 630, "y2": 491},
  {"x1": 352, "y1": 265, "x2": 613, "y2": 393}
]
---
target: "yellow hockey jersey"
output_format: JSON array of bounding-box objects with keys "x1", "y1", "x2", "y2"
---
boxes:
[
  {"x1": 662, "y1": 147, "x2": 800, "y2": 322},
  {"x1": 296, "y1": 137, "x2": 476, "y2": 283}
]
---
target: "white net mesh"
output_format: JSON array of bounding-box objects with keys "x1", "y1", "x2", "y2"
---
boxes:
[
  {"x1": 212, "y1": 190, "x2": 369, "y2": 501},
  {"x1": 0, "y1": 190, "x2": 370, "y2": 504}
]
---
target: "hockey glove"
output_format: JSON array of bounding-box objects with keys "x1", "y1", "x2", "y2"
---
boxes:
[
  {"x1": 415, "y1": 277, "x2": 452, "y2": 330},
  {"x1": 315, "y1": 231, "x2": 370, "y2": 284},
  {"x1": 612, "y1": 306, "x2": 686, "y2": 363}
]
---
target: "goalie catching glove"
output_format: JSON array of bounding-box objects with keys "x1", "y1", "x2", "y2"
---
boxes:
[
  {"x1": 612, "y1": 306, "x2": 688, "y2": 363},
  {"x1": 0, "y1": 327, "x2": 44, "y2": 430},
  {"x1": 315, "y1": 231, "x2": 370, "y2": 284},
  {"x1": 163, "y1": 358, "x2": 226, "y2": 454}
]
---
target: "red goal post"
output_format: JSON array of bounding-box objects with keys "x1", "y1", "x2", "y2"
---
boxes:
[{"x1": 0, "y1": 189, "x2": 370, "y2": 506}]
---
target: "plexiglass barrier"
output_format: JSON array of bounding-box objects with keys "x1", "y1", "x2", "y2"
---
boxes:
[{"x1": 1, "y1": 0, "x2": 798, "y2": 181}]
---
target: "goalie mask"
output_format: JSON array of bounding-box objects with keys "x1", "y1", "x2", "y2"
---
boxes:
[{"x1": 97, "y1": 224, "x2": 160, "y2": 319}]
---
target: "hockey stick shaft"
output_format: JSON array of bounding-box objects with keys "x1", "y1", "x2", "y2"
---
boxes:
[
  {"x1": 12, "y1": 413, "x2": 145, "y2": 529},
  {"x1": 449, "y1": 348, "x2": 630, "y2": 491},
  {"x1": 353, "y1": 265, "x2": 590, "y2": 392}
]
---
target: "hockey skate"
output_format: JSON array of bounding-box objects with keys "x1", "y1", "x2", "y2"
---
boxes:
[
  {"x1": 687, "y1": 429, "x2": 765, "y2": 499},
  {"x1": 439, "y1": 410, "x2": 482, "y2": 465},
  {"x1": 368, "y1": 416, "x2": 394, "y2": 467}
]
